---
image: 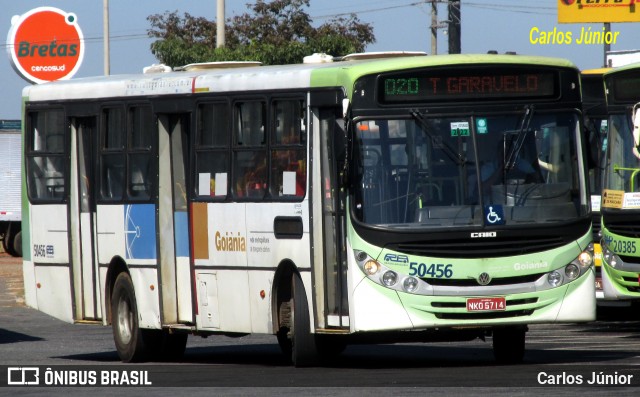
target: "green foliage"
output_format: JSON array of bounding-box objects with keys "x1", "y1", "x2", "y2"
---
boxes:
[{"x1": 147, "y1": 0, "x2": 375, "y2": 67}]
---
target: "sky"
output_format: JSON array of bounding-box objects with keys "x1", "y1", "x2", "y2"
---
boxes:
[{"x1": 1, "y1": 0, "x2": 638, "y2": 120}]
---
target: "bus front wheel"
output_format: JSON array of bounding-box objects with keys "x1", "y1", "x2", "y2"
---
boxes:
[
  {"x1": 111, "y1": 272, "x2": 156, "y2": 362},
  {"x1": 277, "y1": 272, "x2": 318, "y2": 367},
  {"x1": 492, "y1": 326, "x2": 526, "y2": 364}
]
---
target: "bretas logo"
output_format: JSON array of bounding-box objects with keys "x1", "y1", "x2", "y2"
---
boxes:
[{"x1": 6, "y1": 7, "x2": 84, "y2": 84}]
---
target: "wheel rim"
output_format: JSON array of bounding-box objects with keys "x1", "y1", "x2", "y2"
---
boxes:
[{"x1": 117, "y1": 295, "x2": 133, "y2": 345}]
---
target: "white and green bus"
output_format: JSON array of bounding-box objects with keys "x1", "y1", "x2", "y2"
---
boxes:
[
  {"x1": 21, "y1": 53, "x2": 595, "y2": 366},
  {"x1": 600, "y1": 63, "x2": 640, "y2": 303}
]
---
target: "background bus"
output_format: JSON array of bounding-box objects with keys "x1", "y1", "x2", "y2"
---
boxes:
[
  {"x1": 600, "y1": 63, "x2": 640, "y2": 304},
  {"x1": 22, "y1": 53, "x2": 595, "y2": 366},
  {"x1": 581, "y1": 68, "x2": 609, "y2": 301}
]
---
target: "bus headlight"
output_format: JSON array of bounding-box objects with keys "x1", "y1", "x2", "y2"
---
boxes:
[
  {"x1": 403, "y1": 276, "x2": 419, "y2": 293},
  {"x1": 382, "y1": 271, "x2": 398, "y2": 287},
  {"x1": 602, "y1": 246, "x2": 620, "y2": 268},
  {"x1": 364, "y1": 260, "x2": 381, "y2": 275},
  {"x1": 577, "y1": 251, "x2": 593, "y2": 267},
  {"x1": 565, "y1": 263, "x2": 580, "y2": 280},
  {"x1": 354, "y1": 249, "x2": 429, "y2": 294},
  {"x1": 548, "y1": 270, "x2": 563, "y2": 287}
]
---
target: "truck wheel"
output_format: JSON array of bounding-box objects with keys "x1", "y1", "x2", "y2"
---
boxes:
[
  {"x1": 12, "y1": 231, "x2": 22, "y2": 257},
  {"x1": 2, "y1": 232, "x2": 17, "y2": 257},
  {"x1": 111, "y1": 272, "x2": 157, "y2": 362}
]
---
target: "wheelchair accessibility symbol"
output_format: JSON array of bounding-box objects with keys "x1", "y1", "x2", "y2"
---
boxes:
[{"x1": 484, "y1": 205, "x2": 505, "y2": 225}]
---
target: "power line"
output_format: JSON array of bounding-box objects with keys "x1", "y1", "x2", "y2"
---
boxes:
[
  {"x1": 465, "y1": 2, "x2": 556, "y2": 16},
  {"x1": 313, "y1": 1, "x2": 424, "y2": 19}
]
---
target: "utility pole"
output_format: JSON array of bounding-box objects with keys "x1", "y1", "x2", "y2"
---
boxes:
[
  {"x1": 430, "y1": 1, "x2": 438, "y2": 55},
  {"x1": 216, "y1": 0, "x2": 225, "y2": 48},
  {"x1": 103, "y1": 0, "x2": 110, "y2": 75},
  {"x1": 447, "y1": 0, "x2": 461, "y2": 54},
  {"x1": 603, "y1": 22, "x2": 611, "y2": 67}
]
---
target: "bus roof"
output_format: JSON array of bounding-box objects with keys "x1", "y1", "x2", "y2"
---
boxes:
[
  {"x1": 604, "y1": 61, "x2": 640, "y2": 77},
  {"x1": 23, "y1": 53, "x2": 579, "y2": 102},
  {"x1": 581, "y1": 68, "x2": 611, "y2": 75}
]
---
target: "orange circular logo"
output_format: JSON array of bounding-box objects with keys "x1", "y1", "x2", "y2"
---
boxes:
[{"x1": 7, "y1": 7, "x2": 84, "y2": 84}]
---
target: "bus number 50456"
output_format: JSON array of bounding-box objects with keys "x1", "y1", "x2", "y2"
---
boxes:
[{"x1": 409, "y1": 262, "x2": 453, "y2": 278}]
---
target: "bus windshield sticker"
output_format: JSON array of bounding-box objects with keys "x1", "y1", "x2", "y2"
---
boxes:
[
  {"x1": 198, "y1": 172, "x2": 211, "y2": 196},
  {"x1": 601, "y1": 189, "x2": 624, "y2": 209},
  {"x1": 215, "y1": 173, "x2": 227, "y2": 196},
  {"x1": 484, "y1": 205, "x2": 505, "y2": 225},
  {"x1": 282, "y1": 171, "x2": 296, "y2": 195},
  {"x1": 623, "y1": 192, "x2": 640, "y2": 209},
  {"x1": 476, "y1": 118, "x2": 488, "y2": 134},
  {"x1": 450, "y1": 121, "x2": 469, "y2": 136}
]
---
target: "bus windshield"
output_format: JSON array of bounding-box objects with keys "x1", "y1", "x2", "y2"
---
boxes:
[
  {"x1": 353, "y1": 110, "x2": 585, "y2": 227},
  {"x1": 603, "y1": 112, "x2": 640, "y2": 195}
]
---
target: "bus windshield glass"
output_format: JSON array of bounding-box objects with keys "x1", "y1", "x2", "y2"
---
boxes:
[
  {"x1": 603, "y1": 113, "x2": 640, "y2": 197},
  {"x1": 353, "y1": 111, "x2": 585, "y2": 227}
]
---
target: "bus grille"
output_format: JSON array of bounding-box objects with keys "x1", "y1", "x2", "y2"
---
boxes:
[
  {"x1": 605, "y1": 220, "x2": 640, "y2": 238},
  {"x1": 434, "y1": 310, "x2": 534, "y2": 320},
  {"x1": 619, "y1": 255, "x2": 640, "y2": 265},
  {"x1": 388, "y1": 236, "x2": 565, "y2": 258},
  {"x1": 422, "y1": 274, "x2": 543, "y2": 287}
]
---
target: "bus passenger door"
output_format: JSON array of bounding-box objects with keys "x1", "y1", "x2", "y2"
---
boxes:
[
  {"x1": 314, "y1": 107, "x2": 349, "y2": 329},
  {"x1": 158, "y1": 114, "x2": 193, "y2": 324},
  {"x1": 70, "y1": 117, "x2": 99, "y2": 320}
]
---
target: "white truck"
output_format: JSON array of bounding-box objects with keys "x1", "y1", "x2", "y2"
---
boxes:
[
  {"x1": 606, "y1": 49, "x2": 640, "y2": 67},
  {"x1": 0, "y1": 120, "x2": 22, "y2": 257}
]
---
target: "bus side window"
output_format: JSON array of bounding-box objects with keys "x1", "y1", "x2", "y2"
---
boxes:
[
  {"x1": 196, "y1": 102, "x2": 230, "y2": 199},
  {"x1": 271, "y1": 99, "x2": 306, "y2": 198},
  {"x1": 234, "y1": 101, "x2": 267, "y2": 199},
  {"x1": 26, "y1": 109, "x2": 67, "y2": 202},
  {"x1": 100, "y1": 106, "x2": 125, "y2": 201},
  {"x1": 127, "y1": 106, "x2": 154, "y2": 200}
]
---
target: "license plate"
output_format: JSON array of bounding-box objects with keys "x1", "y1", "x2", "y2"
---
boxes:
[{"x1": 466, "y1": 297, "x2": 506, "y2": 312}]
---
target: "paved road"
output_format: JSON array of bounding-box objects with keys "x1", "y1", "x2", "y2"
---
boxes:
[{"x1": 2, "y1": 252, "x2": 640, "y2": 396}]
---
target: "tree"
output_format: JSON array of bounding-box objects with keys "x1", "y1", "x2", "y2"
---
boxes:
[{"x1": 147, "y1": 0, "x2": 375, "y2": 67}]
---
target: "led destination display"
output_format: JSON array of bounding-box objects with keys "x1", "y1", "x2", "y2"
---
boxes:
[{"x1": 379, "y1": 68, "x2": 558, "y2": 103}]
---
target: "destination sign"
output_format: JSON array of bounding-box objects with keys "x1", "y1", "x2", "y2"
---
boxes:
[
  {"x1": 606, "y1": 71, "x2": 640, "y2": 103},
  {"x1": 378, "y1": 68, "x2": 557, "y2": 103}
]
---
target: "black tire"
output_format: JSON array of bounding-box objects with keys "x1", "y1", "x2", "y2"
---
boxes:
[
  {"x1": 12, "y1": 230, "x2": 22, "y2": 257},
  {"x1": 492, "y1": 327, "x2": 526, "y2": 364},
  {"x1": 2, "y1": 231, "x2": 17, "y2": 257},
  {"x1": 291, "y1": 272, "x2": 319, "y2": 367},
  {"x1": 277, "y1": 272, "x2": 319, "y2": 367},
  {"x1": 111, "y1": 272, "x2": 157, "y2": 362}
]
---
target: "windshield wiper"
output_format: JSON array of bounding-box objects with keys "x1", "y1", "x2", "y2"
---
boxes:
[
  {"x1": 504, "y1": 105, "x2": 535, "y2": 170},
  {"x1": 410, "y1": 110, "x2": 465, "y2": 165}
]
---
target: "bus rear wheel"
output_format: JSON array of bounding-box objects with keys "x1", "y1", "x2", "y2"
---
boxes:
[
  {"x1": 111, "y1": 272, "x2": 156, "y2": 362},
  {"x1": 492, "y1": 326, "x2": 526, "y2": 364}
]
